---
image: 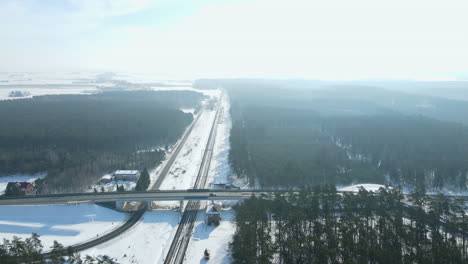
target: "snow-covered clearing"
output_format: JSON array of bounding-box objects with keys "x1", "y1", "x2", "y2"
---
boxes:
[
  {"x1": 180, "y1": 108, "x2": 196, "y2": 114},
  {"x1": 157, "y1": 110, "x2": 216, "y2": 190},
  {"x1": 184, "y1": 207, "x2": 235, "y2": 264},
  {"x1": 0, "y1": 173, "x2": 46, "y2": 195},
  {"x1": 0, "y1": 87, "x2": 99, "y2": 100},
  {"x1": 338, "y1": 184, "x2": 388, "y2": 193},
  {"x1": 151, "y1": 86, "x2": 220, "y2": 98},
  {"x1": 0, "y1": 204, "x2": 125, "y2": 249},
  {"x1": 82, "y1": 209, "x2": 180, "y2": 263},
  {"x1": 183, "y1": 93, "x2": 239, "y2": 263}
]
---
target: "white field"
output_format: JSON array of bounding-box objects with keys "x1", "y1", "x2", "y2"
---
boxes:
[
  {"x1": 184, "y1": 207, "x2": 235, "y2": 264},
  {"x1": 338, "y1": 183, "x2": 387, "y2": 193},
  {"x1": 0, "y1": 87, "x2": 98, "y2": 101},
  {"x1": 151, "y1": 86, "x2": 221, "y2": 98},
  {"x1": 0, "y1": 204, "x2": 125, "y2": 249},
  {"x1": 156, "y1": 110, "x2": 216, "y2": 191},
  {"x1": 82, "y1": 209, "x2": 180, "y2": 263}
]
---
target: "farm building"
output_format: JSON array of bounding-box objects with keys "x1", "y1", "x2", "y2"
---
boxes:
[
  {"x1": 113, "y1": 170, "x2": 140, "y2": 181},
  {"x1": 206, "y1": 202, "x2": 222, "y2": 226}
]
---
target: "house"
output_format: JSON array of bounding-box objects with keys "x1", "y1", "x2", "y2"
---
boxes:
[
  {"x1": 206, "y1": 202, "x2": 222, "y2": 226},
  {"x1": 5, "y1": 182, "x2": 35, "y2": 196},
  {"x1": 113, "y1": 170, "x2": 140, "y2": 181}
]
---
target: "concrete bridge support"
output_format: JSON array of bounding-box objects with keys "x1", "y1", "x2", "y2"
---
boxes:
[{"x1": 115, "y1": 200, "x2": 126, "y2": 211}]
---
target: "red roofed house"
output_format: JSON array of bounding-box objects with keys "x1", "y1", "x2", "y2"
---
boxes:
[{"x1": 5, "y1": 182, "x2": 36, "y2": 196}]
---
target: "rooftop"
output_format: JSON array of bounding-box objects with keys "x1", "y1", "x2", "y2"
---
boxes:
[{"x1": 114, "y1": 170, "x2": 139, "y2": 175}]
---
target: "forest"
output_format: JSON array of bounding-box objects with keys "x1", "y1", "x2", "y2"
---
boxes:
[
  {"x1": 195, "y1": 79, "x2": 468, "y2": 190},
  {"x1": 230, "y1": 186, "x2": 468, "y2": 264},
  {"x1": 0, "y1": 233, "x2": 111, "y2": 263},
  {"x1": 0, "y1": 90, "x2": 204, "y2": 192}
]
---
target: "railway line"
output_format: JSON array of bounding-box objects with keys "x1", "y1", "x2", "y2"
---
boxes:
[
  {"x1": 151, "y1": 108, "x2": 205, "y2": 190},
  {"x1": 164, "y1": 98, "x2": 222, "y2": 264}
]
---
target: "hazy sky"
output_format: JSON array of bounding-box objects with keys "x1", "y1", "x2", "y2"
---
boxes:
[{"x1": 1, "y1": 0, "x2": 467, "y2": 80}]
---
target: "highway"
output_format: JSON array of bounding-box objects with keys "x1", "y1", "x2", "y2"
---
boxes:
[{"x1": 164, "y1": 98, "x2": 222, "y2": 264}]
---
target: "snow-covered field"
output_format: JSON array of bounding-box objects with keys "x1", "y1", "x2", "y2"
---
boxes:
[
  {"x1": 0, "y1": 72, "x2": 97, "y2": 85},
  {"x1": 0, "y1": 72, "x2": 102, "y2": 100},
  {"x1": 338, "y1": 183, "x2": 387, "y2": 193},
  {"x1": 157, "y1": 110, "x2": 216, "y2": 190},
  {"x1": 152, "y1": 86, "x2": 220, "y2": 98},
  {"x1": 184, "y1": 207, "x2": 235, "y2": 264},
  {"x1": 82, "y1": 209, "x2": 180, "y2": 263},
  {"x1": 0, "y1": 204, "x2": 125, "y2": 249},
  {"x1": 0, "y1": 173, "x2": 46, "y2": 195},
  {"x1": 0, "y1": 87, "x2": 99, "y2": 100}
]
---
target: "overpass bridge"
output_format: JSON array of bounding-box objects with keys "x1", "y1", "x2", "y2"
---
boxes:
[
  {"x1": 0, "y1": 189, "x2": 280, "y2": 208},
  {"x1": 1, "y1": 189, "x2": 466, "y2": 208}
]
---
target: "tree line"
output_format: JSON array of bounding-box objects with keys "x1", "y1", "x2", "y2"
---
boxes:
[
  {"x1": 0, "y1": 233, "x2": 114, "y2": 263},
  {"x1": 230, "y1": 186, "x2": 468, "y2": 264},
  {"x1": 0, "y1": 90, "x2": 204, "y2": 192},
  {"x1": 215, "y1": 79, "x2": 468, "y2": 190}
]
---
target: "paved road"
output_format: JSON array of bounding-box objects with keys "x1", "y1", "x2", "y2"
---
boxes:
[
  {"x1": 0, "y1": 190, "x2": 268, "y2": 206},
  {"x1": 164, "y1": 98, "x2": 222, "y2": 264}
]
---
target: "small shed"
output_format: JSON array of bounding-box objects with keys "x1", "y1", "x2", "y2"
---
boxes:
[
  {"x1": 206, "y1": 203, "x2": 222, "y2": 226},
  {"x1": 113, "y1": 170, "x2": 140, "y2": 181}
]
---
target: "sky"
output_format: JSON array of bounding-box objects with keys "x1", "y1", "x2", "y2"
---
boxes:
[{"x1": 0, "y1": 0, "x2": 467, "y2": 80}]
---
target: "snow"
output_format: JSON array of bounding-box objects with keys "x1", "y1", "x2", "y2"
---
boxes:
[
  {"x1": 0, "y1": 88, "x2": 239, "y2": 263},
  {"x1": 88, "y1": 180, "x2": 136, "y2": 193},
  {"x1": 338, "y1": 183, "x2": 388, "y2": 193},
  {"x1": 0, "y1": 87, "x2": 99, "y2": 101},
  {"x1": 0, "y1": 173, "x2": 46, "y2": 195},
  {"x1": 0, "y1": 204, "x2": 125, "y2": 249},
  {"x1": 151, "y1": 86, "x2": 221, "y2": 98},
  {"x1": 184, "y1": 206, "x2": 235, "y2": 264},
  {"x1": 157, "y1": 110, "x2": 217, "y2": 190},
  {"x1": 180, "y1": 108, "x2": 196, "y2": 114},
  {"x1": 183, "y1": 93, "x2": 240, "y2": 263},
  {"x1": 207, "y1": 93, "x2": 250, "y2": 190},
  {"x1": 82, "y1": 209, "x2": 180, "y2": 263}
]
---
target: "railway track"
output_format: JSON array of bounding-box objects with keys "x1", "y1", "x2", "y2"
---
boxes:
[
  {"x1": 164, "y1": 98, "x2": 222, "y2": 264},
  {"x1": 152, "y1": 108, "x2": 205, "y2": 190}
]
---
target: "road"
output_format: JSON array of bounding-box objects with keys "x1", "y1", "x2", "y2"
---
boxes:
[
  {"x1": 164, "y1": 98, "x2": 222, "y2": 264},
  {"x1": 42, "y1": 203, "x2": 148, "y2": 257},
  {"x1": 0, "y1": 190, "x2": 267, "y2": 206}
]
